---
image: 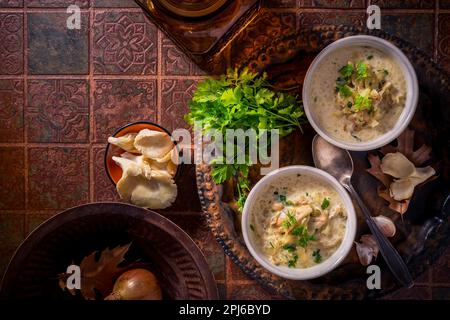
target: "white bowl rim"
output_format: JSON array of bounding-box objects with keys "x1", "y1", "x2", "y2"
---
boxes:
[
  {"x1": 302, "y1": 35, "x2": 419, "y2": 151},
  {"x1": 241, "y1": 165, "x2": 357, "y2": 280}
]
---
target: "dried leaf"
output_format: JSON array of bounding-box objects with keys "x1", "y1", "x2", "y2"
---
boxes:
[
  {"x1": 379, "y1": 187, "x2": 409, "y2": 215},
  {"x1": 367, "y1": 153, "x2": 391, "y2": 188},
  {"x1": 59, "y1": 243, "x2": 131, "y2": 300}
]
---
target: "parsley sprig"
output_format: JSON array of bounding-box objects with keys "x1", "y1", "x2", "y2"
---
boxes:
[{"x1": 186, "y1": 68, "x2": 305, "y2": 211}]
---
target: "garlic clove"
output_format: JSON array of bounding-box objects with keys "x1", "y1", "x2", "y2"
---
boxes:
[
  {"x1": 360, "y1": 234, "x2": 379, "y2": 258},
  {"x1": 390, "y1": 178, "x2": 415, "y2": 201},
  {"x1": 373, "y1": 215, "x2": 396, "y2": 238},
  {"x1": 355, "y1": 241, "x2": 374, "y2": 266},
  {"x1": 380, "y1": 152, "x2": 415, "y2": 179}
]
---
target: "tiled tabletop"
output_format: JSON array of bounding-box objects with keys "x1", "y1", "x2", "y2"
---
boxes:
[{"x1": 0, "y1": 0, "x2": 449, "y2": 300}]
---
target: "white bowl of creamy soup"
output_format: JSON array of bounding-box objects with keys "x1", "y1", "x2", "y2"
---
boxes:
[
  {"x1": 242, "y1": 166, "x2": 357, "y2": 280},
  {"x1": 303, "y1": 35, "x2": 419, "y2": 151}
]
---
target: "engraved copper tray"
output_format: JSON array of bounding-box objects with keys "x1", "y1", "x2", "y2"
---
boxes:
[{"x1": 196, "y1": 25, "x2": 450, "y2": 299}]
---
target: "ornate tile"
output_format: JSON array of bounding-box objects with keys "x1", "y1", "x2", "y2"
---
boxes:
[
  {"x1": 370, "y1": 0, "x2": 435, "y2": 8},
  {"x1": 28, "y1": 147, "x2": 89, "y2": 209},
  {"x1": 438, "y1": 14, "x2": 450, "y2": 73},
  {"x1": 0, "y1": 13, "x2": 23, "y2": 75},
  {"x1": 0, "y1": 147, "x2": 24, "y2": 210},
  {"x1": 441, "y1": 0, "x2": 450, "y2": 9},
  {"x1": 25, "y1": 211, "x2": 57, "y2": 235},
  {"x1": 0, "y1": 79, "x2": 23, "y2": 143},
  {"x1": 0, "y1": 214, "x2": 24, "y2": 278},
  {"x1": 298, "y1": 11, "x2": 366, "y2": 28},
  {"x1": 381, "y1": 14, "x2": 434, "y2": 53},
  {"x1": 93, "y1": 145, "x2": 121, "y2": 202},
  {"x1": 28, "y1": 13, "x2": 89, "y2": 75},
  {"x1": 93, "y1": 79, "x2": 157, "y2": 142},
  {"x1": 298, "y1": 0, "x2": 365, "y2": 7},
  {"x1": 161, "y1": 35, "x2": 205, "y2": 76},
  {"x1": 93, "y1": 0, "x2": 139, "y2": 7},
  {"x1": 161, "y1": 79, "x2": 197, "y2": 132},
  {"x1": 169, "y1": 214, "x2": 225, "y2": 282},
  {"x1": 0, "y1": 0, "x2": 23, "y2": 7},
  {"x1": 27, "y1": 80, "x2": 89, "y2": 143},
  {"x1": 93, "y1": 12, "x2": 157, "y2": 75},
  {"x1": 26, "y1": 0, "x2": 89, "y2": 7}
]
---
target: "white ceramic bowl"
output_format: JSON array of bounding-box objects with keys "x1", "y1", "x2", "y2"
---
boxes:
[
  {"x1": 302, "y1": 35, "x2": 419, "y2": 151},
  {"x1": 242, "y1": 166, "x2": 357, "y2": 280}
]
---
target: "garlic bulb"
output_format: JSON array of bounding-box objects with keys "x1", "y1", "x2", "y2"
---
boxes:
[{"x1": 373, "y1": 215, "x2": 396, "y2": 238}]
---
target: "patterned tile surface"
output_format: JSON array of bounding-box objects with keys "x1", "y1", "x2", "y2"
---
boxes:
[{"x1": 0, "y1": 0, "x2": 449, "y2": 300}]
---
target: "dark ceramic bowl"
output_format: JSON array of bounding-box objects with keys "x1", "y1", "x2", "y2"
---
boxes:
[{"x1": 0, "y1": 203, "x2": 218, "y2": 300}]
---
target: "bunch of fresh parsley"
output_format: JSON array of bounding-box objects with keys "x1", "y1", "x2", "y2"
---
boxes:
[{"x1": 185, "y1": 68, "x2": 305, "y2": 211}]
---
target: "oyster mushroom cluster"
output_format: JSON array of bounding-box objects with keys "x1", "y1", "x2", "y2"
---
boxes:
[{"x1": 108, "y1": 129, "x2": 178, "y2": 209}]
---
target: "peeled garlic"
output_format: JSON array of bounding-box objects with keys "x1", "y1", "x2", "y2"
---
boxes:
[
  {"x1": 373, "y1": 215, "x2": 396, "y2": 237},
  {"x1": 380, "y1": 152, "x2": 415, "y2": 179},
  {"x1": 355, "y1": 234, "x2": 379, "y2": 266}
]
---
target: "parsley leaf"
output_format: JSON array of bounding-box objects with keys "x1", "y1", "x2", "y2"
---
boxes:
[
  {"x1": 283, "y1": 244, "x2": 296, "y2": 253},
  {"x1": 339, "y1": 63, "x2": 354, "y2": 80},
  {"x1": 321, "y1": 198, "x2": 330, "y2": 209},
  {"x1": 282, "y1": 211, "x2": 297, "y2": 229},
  {"x1": 292, "y1": 224, "x2": 316, "y2": 248},
  {"x1": 288, "y1": 254, "x2": 298, "y2": 268},
  {"x1": 312, "y1": 249, "x2": 322, "y2": 263},
  {"x1": 354, "y1": 93, "x2": 372, "y2": 111}
]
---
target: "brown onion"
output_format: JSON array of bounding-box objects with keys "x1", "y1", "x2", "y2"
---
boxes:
[{"x1": 105, "y1": 268, "x2": 162, "y2": 300}]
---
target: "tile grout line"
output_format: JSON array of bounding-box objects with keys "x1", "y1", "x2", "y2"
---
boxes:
[
  {"x1": 157, "y1": 29, "x2": 162, "y2": 125},
  {"x1": 23, "y1": 3, "x2": 28, "y2": 236},
  {"x1": 89, "y1": 4, "x2": 95, "y2": 203}
]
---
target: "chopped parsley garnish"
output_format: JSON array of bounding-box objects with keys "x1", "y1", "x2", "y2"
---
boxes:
[
  {"x1": 292, "y1": 224, "x2": 316, "y2": 248},
  {"x1": 339, "y1": 63, "x2": 354, "y2": 80},
  {"x1": 336, "y1": 84, "x2": 352, "y2": 98},
  {"x1": 383, "y1": 69, "x2": 389, "y2": 76},
  {"x1": 312, "y1": 249, "x2": 322, "y2": 263},
  {"x1": 354, "y1": 93, "x2": 372, "y2": 111},
  {"x1": 282, "y1": 211, "x2": 297, "y2": 229},
  {"x1": 250, "y1": 224, "x2": 255, "y2": 232},
  {"x1": 321, "y1": 198, "x2": 330, "y2": 209},
  {"x1": 283, "y1": 243, "x2": 296, "y2": 253},
  {"x1": 278, "y1": 194, "x2": 287, "y2": 204},
  {"x1": 367, "y1": 55, "x2": 374, "y2": 60},
  {"x1": 347, "y1": 101, "x2": 353, "y2": 108},
  {"x1": 314, "y1": 96, "x2": 318, "y2": 102},
  {"x1": 269, "y1": 242, "x2": 274, "y2": 249},
  {"x1": 356, "y1": 62, "x2": 369, "y2": 80},
  {"x1": 288, "y1": 254, "x2": 298, "y2": 268}
]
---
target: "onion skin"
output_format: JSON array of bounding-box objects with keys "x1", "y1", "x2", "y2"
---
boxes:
[{"x1": 105, "y1": 268, "x2": 162, "y2": 300}]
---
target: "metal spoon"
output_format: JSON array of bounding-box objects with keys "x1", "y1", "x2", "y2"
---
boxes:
[{"x1": 312, "y1": 135, "x2": 414, "y2": 288}]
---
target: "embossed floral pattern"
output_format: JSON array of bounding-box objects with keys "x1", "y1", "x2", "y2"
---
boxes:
[
  {"x1": 26, "y1": 0, "x2": 89, "y2": 7},
  {"x1": 161, "y1": 79, "x2": 198, "y2": 132},
  {"x1": 0, "y1": 14, "x2": 23, "y2": 75},
  {"x1": 298, "y1": 11, "x2": 365, "y2": 28},
  {"x1": 28, "y1": 147, "x2": 89, "y2": 209},
  {"x1": 27, "y1": 80, "x2": 89, "y2": 142},
  {"x1": 162, "y1": 36, "x2": 205, "y2": 76},
  {"x1": 0, "y1": 0, "x2": 23, "y2": 7},
  {"x1": 93, "y1": 146, "x2": 120, "y2": 202},
  {"x1": 0, "y1": 80, "x2": 23, "y2": 142},
  {"x1": 94, "y1": 12, "x2": 157, "y2": 74},
  {"x1": 0, "y1": 147, "x2": 24, "y2": 209},
  {"x1": 94, "y1": 80, "x2": 156, "y2": 141}
]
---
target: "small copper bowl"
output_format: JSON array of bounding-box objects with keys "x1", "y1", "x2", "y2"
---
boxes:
[{"x1": 105, "y1": 121, "x2": 180, "y2": 186}]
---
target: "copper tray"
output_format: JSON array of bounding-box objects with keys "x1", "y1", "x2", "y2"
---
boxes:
[{"x1": 196, "y1": 25, "x2": 450, "y2": 299}]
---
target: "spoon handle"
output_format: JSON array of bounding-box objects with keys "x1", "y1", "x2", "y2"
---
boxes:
[{"x1": 347, "y1": 183, "x2": 414, "y2": 288}]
